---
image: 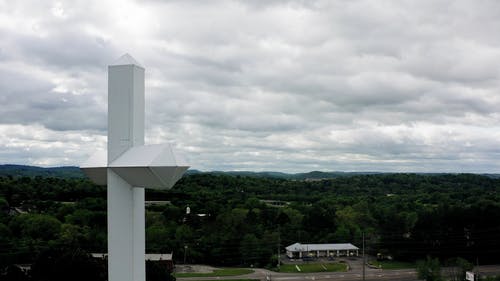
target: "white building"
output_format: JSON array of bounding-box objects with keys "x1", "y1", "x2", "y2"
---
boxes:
[{"x1": 285, "y1": 243, "x2": 359, "y2": 258}]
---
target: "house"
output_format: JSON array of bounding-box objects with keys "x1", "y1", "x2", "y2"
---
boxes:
[{"x1": 285, "y1": 243, "x2": 359, "y2": 258}]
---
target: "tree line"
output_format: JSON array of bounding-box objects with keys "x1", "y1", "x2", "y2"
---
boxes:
[{"x1": 1, "y1": 173, "x2": 500, "y2": 279}]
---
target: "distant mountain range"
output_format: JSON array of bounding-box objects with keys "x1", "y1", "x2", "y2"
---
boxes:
[
  {"x1": 0, "y1": 164, "x2": 383, "y2": 180},
  {"x1": 0, "y1": 164, "x2": 85, "y2": 179},
  {"x1": 1, "y1": 164, "x2": 499, "y2": 180},
  {"x1": 185, "y1": 169, "x2": 384, "y2": 180}
]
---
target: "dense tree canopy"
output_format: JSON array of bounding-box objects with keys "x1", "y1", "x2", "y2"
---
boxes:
[{"x1": 1, "y1": 172, "x2": 500, "y2": 272}]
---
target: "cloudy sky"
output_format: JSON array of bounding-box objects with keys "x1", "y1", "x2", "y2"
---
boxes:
[{"x1": 1, "y1": 0, "x2": 500, "y2": 173}]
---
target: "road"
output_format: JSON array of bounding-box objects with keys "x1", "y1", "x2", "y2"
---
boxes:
[
  {"x1": 177, "y1": 265, "x2": 500, "y2": 281},
  {"x1": 178, "y1": 268, "x2": 418, "y2": 281}
]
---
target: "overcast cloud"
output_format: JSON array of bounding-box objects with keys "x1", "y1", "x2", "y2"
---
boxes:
[{"x1": 1, "y1": 0, "x2": 500, "y2": 173}]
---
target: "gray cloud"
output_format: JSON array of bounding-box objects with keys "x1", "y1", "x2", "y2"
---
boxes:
[
  {"x1": 1, "y1": 0, "x2": 500, "y2": 172},
  {"x1": 0, "y1": 66, "x2": 106, "y2": 131}
]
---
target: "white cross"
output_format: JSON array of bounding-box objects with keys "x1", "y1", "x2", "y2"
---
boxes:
[{"x1": 81, "y1": 54, "x2": 189, "y2": 281}]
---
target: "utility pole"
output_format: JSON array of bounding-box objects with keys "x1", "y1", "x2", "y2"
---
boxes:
[
  {"x1": 362, "y1": 232, "x2": 365, "y2": 281},
  {"x1": 306, "y1": 244, "x2": 309, "y2": 263},
  {"x1": 277, "y1": 226, "x2": 281, "y2": 270},
  {"x1": 184, "y1": 245, "x2": 188, "y2": 264},
  {"x1": 475, "y1": 256, "x2": 479, "y2": 281}
]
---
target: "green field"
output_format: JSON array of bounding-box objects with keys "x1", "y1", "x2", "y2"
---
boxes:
[
  {"x1": 278, "y1": 263, "x2": 347, "y2": 273},
  {"x1": 369, "y1": 260, "x2": 415, "y2": 269},
  {"x1": 174, "y1": 268, "x2": 254, "y2": 278}
]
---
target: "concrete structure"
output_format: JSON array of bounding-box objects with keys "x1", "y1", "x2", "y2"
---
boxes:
[
  {"x1": 82, "y1": 54, "x2": 188, "y2": 281},
  {"x1": 285, "y1": 243, "x2": 359, "y2": 258}
]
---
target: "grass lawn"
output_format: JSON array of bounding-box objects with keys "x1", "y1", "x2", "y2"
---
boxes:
[
  {"x1": 174, "y1": 268, "x2": 254, "y2": 278},
  {"x1": 189, "y1": 279, "x2": 260, "y2": 281},
  {"x1": 369, "y1": 260, "x2": 415, "y2": 270},
  {"x1": 278, "y1": 263, "x2": 347, "y2": 273}
]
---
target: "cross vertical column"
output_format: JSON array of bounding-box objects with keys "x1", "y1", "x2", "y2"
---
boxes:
[
  {"x1": 81, "y1": 54, "x2": 189, "y2": 281},
  {"x1": 107, "y1": 55, "x2": 145, "y2": 281}
]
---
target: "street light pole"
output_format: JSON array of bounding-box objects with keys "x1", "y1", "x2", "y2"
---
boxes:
[
  {"x1": 277, "y1": 226, "x2": 281, "y2": 270},
  {"x1": 362, "y1": 232, "x2": 365, "y2": 281}
]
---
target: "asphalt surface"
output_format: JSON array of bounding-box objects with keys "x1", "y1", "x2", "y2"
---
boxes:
[{"x1": 177, "y1": 264, "x2": 500, "y2": 281}]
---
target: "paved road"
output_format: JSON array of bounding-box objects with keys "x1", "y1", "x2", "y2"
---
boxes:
[
  {"x1": 178, "y1": 268, "x2": 418, "y2": 281},
  {"x1": 177, "y1": 264, "x2": 500, "y2": 281}
]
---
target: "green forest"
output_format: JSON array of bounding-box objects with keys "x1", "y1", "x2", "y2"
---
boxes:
[{"x1": 1, "y1": 172, "x2": 500, "y2": 279}]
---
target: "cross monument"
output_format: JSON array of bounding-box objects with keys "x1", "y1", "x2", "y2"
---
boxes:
[{"x1": 81, "y1": 54, "x2": 189, "y2": 281}]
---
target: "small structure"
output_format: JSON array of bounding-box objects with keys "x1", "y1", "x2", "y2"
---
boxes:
[
  {"x1": 259, "y1": 199, "x2": 290, "y2": 208},
  {"x1": 286, "y1": 243, "x2": 359, "y2": 258},
  {"x1": 91, "y1": 253, "x2": 108, "y2": 259},
  {"x1": 146, "y1": 253, "x2": 175, "y2": 272},
  {"x1": 92, "y1": 253, "x2": 174, "y2": 272},
  {"x1": 145, "y1": 201, "x2": 171, "y2": 207}
]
